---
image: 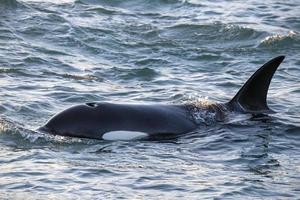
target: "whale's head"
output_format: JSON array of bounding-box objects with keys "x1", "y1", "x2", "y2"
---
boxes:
[{"x1": 38, "y1": 103, "x2": 104, "y2": 139}]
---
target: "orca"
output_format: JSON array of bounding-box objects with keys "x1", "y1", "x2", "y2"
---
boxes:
[{"x1": 39, "y1": 56, "x2": 285, "y2": 140}]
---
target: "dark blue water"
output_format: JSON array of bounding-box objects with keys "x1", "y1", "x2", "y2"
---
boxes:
[{"x1": 0, "y1": 0, "x2": 299, "y2": 199}]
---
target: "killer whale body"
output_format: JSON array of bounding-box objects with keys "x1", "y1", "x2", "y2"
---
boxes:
[
  {"x1": 40, "y1": 103, "x2": 198, "y2": 140},
  {"x1": 39, "y1": 56, "x2": 285, "y2": 140}
]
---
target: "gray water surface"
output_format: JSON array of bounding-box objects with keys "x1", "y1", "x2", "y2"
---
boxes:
[{"x1": 0, "y1": 0, "x2": 300, "y2": 199}]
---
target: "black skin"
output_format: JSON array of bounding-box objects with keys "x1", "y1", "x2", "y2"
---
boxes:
[{"x1": 39, "y1": 102, "x2": 204, "y2": 140}]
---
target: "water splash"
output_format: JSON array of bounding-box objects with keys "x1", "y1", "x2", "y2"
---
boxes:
[{"x1": 259, "y1": 30, "x2": 300, "y2": 48}]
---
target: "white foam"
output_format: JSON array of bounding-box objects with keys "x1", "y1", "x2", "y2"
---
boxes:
[{"x1": 102, "y1": 131, "x2": 149, "y2": 141}]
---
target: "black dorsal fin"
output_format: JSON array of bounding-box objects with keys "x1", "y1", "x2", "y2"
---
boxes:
[{"x1": 228, "y1": 56, "x2": 285, "y2": 114}]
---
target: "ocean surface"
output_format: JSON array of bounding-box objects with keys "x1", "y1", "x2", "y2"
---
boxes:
[{"x1": 0, "y1": 0, "x2": 300, "y2": 199}]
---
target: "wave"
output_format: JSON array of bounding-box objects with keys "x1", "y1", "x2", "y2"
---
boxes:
[
  {"x1": 42, "y1": 71, "x2": 104, "y2": 82},
  {"x1": 113, "y1": 67, "x2": 159, "y2": 81},
  {"x1": 161, "y1": 22, "x2": 262, "y2": 44},
  {"x1": 259, "y1": 30, "x2": 300, "y2": 48},
  {"x1": 76, "y1": 0, "x2": 183, "y2": 6},
  {"x1": 0, "y1": 0, "x2": 18, "y2": 8},
  {"x1": 0, "y1": 0, "x2": 27, "y2": 10},
  {"x1": 84, "y1": 5, "x2": 120, "y2": 15}
]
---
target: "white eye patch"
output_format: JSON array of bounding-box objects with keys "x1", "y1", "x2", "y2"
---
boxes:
[{"x1": 102, "y1": 131, "x2": 149, "y2": 141}]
